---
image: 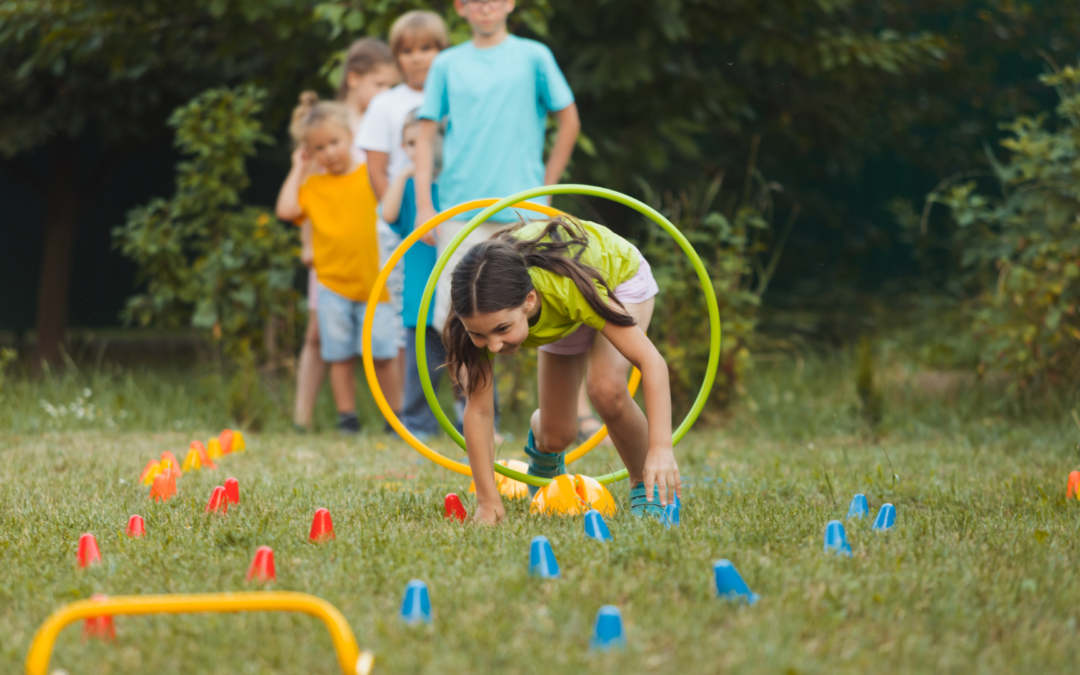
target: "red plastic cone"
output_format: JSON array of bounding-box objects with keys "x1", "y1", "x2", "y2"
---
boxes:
[
  {"x1": 219, "y1": 429, "x2": 234, "y2": 454},
  {"x1": 245, "y1": 546, "x2": 276, "y2": 583},
  {"x1": 205, "y1": 486, "x2": 228, "y2": 514},
  {"x1": 77, "y1": 533, "x2": 102, "y2": 568},
  {"x1": 82, "y1": 594, "x2": 116, "y2": 641},
  {"x1": 192, "y1": 440, "x2": 216, "y2": 470},
  {"x1": 126, "y1": 515, "x2": 146, "y2": 538},
  {"x1": 444, "y1": 493, "x2": 467, "y2": 522},
  {"x1": 1068, "y1": 471, "x2": 1080, "y2": 500},
  {"x1": 309, "y1": 508, "x2": 335, "y2": 542},
  {"x1": 224, "y1": 477, "x2": 240, "y2": 505}
]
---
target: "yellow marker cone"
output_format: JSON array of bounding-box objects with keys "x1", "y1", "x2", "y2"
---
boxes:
[
  {"x1": 182, "y1": 448, "x2": 202, "y2": 472},
  {"x1": 573, "y1": 475, "x2": 617, "y2": 516},
  {"x1": 207, "y1": 438, "x2": 223, "y2": 460},
  {"x1": 530, "y1": 475, "x2": 587, "y2": 516},
  {"x1": 139, "y1": 460, "x2": 161, "y2": 486},
  {"x1": 231, "y1": 430, "x2": 246, "y2": 453},
  {"x1": 468, "y1": 459, "x2": 531, "y2": 499}
]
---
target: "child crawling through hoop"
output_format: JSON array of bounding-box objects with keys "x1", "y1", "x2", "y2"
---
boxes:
[{"x1": 443, "y1": 215, "x2": 681, "y2": 525}]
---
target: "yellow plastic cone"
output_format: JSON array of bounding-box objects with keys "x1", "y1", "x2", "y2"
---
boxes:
[
  {"x1": 231, "y1": 430, "x2": 246, "y2": 453},
  {"x1": 207, "y1": 438, "x2": 223, "y2": 460},
  {"x1": 530, "y1": 475, "x2": 587, "y2": 516},
  {"x1": 139, "y1": 460, "x2": 161, "y2": 486},
  {"x1": 182, "y1": 448, "x2": 202, "y2": 472},
  {"x1": 468, "y1": 459, "x2": 531, "y2": 499},
  {"x1": 573, "y1": 474, "x2": 617, "y2": 516}
]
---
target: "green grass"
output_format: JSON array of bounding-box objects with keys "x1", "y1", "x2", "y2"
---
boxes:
[{"x1": 3, "y1": 355, "x2": 1080, "y2": 674}]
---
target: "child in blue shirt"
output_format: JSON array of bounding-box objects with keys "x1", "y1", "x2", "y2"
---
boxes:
[
  {"x1": 412, "y1": 0, "x2": 580, "y2": 332},
  {"x1": 382, "y1": 110, "x2": 501, "y2": 439}
]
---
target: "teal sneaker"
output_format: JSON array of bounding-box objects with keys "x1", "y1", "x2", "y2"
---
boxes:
[
  {"x1": 525, "y1": 429, "x2": 566, "y2": 498},
  {"x1": 630, "y1": 482, "x2": 665, "y2": 519}
]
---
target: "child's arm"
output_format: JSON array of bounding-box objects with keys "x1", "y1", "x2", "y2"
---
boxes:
[
  {"x1": 412, "y1": 120, "x2": 440, "y2": 245},
  {"x1": 300, "y1": 220, "x2": 314, "y2": 268},
  {"x1": 380, "y1": 165, "x2": 414, "y2": 225},
  {"x1": 462, "y1": 361, "x2": 504, "y2": 525},
  {"x1": 600, "y1": 322, "x2": 680, "y2": 506},
  {"x1": 543, "y1": 103, "x2": 581, "y2": 186},
  {"x1": 276, "y1": 146, "x2": 310, "y2": 222},
  {"x1": 366, "y1": 151, "x2": 390, "y2": 201}
]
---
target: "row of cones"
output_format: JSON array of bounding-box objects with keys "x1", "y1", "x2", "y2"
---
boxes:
[
  {"x1": 138, "y1": 430, "x2": 246, "y2": 503},
  {"x1": 77, "y1": 504, "x2": 337, "y2": 640}
]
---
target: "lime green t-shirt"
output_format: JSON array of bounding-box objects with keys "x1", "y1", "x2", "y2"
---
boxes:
[{"x1": 513, "y1": 219, "x2": 640, "y2": 348}]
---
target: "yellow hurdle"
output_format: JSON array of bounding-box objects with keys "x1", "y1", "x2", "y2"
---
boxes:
[{"x1": 25, "y1": 592, "x2": 374, "y2": 675}]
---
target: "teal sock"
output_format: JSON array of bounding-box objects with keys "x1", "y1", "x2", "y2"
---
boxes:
[{"x1": 525, "y1": 430, "x2": 565, "y2": 498}]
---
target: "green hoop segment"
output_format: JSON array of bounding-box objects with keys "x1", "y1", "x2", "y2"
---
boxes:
[{"x1": 415, "y1": 184, "x2": 721, "y2": 487}]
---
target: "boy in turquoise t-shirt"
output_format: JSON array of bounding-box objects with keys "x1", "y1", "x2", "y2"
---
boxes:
[{"x1": 412, "y1": 0, "x2": 580, "y2": 332}]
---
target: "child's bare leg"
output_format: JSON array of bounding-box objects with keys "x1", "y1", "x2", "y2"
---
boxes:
[
  {"x1": 380, "y1": 349, "x2": 405, "y2": 414},
  {"x1": 294, "y1": 311, "x2": 325, "y2": 429},
  {"x1": 329, "y1": 358, "x2": 357, "y2": 413},
  {"x1": 530, "y1": 350, "x2": 588, "y2": 454},
  {"x1": 586, "y1": 298, "x2": 654, "y2": 483}
]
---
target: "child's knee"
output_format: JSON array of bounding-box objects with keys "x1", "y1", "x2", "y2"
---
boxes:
[
  {"x1": 588, "y1": 376, "x2": 631, "y2": 419},
  {"x1": 533, "y1": 409, "x2": 575, "y2": 453}
]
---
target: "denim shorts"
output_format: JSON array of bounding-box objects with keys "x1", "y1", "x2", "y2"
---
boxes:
[{"x1": 316, "y1": 284, "x2": 399, "y2": 362}]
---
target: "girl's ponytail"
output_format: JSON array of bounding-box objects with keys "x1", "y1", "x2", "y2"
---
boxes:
[{"x1": 289, "y1": 91, "x2": 320, "y2": 147}]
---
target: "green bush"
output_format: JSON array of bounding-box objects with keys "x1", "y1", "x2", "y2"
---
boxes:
[
  {"x1": 113, "y1": 85, "x2": 300, "y2": 366},
  {"x1": 641, "y1": 142, "x2": 796, "y2": 412},
  {"x1": 931, "y1": 63, "x2": 1080, "y2": 389}
]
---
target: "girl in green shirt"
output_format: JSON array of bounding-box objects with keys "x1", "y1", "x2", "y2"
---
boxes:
[{"x1": 443, "y1": 216, "x2": 680, "y2": 525}]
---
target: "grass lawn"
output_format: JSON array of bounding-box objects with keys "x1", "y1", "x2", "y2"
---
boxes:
[{"x1": 2, "y1": 357, "x2": 1080, "y2": 674}]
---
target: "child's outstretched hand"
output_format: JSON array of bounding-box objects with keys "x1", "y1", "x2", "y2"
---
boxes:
[
  {"x1": 643, "y1": 446, "x2": 682, "y2": 507},
  {"x1": 472, "y1": 501, "x2": 506, "y2": 526}
]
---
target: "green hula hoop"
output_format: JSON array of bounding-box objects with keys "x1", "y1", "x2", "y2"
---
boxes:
[{"x1": 415, "y1": 184, "x2": 721, "y2": 487}]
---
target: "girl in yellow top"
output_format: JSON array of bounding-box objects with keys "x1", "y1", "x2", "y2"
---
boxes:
[
  {"x1": 276, "y1": 95, "x2": 397, "y2": 434},
  {"x1": 443, "y1": 217, "x2": 680, "y2": 524}
]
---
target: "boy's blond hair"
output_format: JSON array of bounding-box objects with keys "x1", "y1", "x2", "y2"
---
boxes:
[{"x1": 389, "y1": 11, "x2": 449, "y2": 58}]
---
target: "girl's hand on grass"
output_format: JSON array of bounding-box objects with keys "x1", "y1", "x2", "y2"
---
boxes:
[
  {"x1": 643, "y1": 446, "x2": 681, "y2": 507},
  {"x1": 472, "y1": 501, "x2": 506, "y2": 526}
]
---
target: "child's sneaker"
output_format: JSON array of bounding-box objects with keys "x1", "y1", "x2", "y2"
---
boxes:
[
  {"x1": 629, "y1": 482, "x2": 665, "y2": 519},
  {"x1": 337, "y1": 412, "x2": 360, "y2": 435},
  {"x1": 525, "y1": 429, "x2": 565, "y2": 498}
]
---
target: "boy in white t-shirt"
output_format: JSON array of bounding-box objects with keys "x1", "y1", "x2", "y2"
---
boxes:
[{"x1": 357, "y1": 11, "x2": 449, "y2": 200}]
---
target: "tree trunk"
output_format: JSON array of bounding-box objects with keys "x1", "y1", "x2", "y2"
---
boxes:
[{"x1": 32, "y1": 137, "x2": 79, "y2": 372}]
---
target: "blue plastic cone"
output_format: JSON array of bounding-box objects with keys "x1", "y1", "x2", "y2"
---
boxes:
[
  {"x1": 529, "y1": 535, "x2": 560, "y2": 579},
  {"x1": 872, "y1": 503, "x2": 896, "y2": 531},
  {"x1": 583, "y1": 509, "x2": 612, "y2": 542},
  {"x1": 824, "y1": 520, "x2": 853, "y2": 556},
  {"x1": 846, "y1": 494, "x2": 869, "y2": 519},
  {"x1": 590, "y1": 605, "x2": 626, "y2": 650},
  {"x1": 399, "y1": 580, "x2": 432, "y2": 624},
  {"x1": 712, "y1": 559, "x2": 759, "y2": 604},
  {"x1": 663, "y1": 503, "x2": 680, "y2": 528}
]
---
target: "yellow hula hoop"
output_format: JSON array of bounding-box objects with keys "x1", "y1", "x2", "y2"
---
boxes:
[{"x1": 360, "y1": 199, "x2": 640, "y2": 482}]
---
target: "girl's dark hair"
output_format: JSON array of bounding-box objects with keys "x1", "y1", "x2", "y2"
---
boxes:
[
  {"x1": 443, "y1": 216, "x2": 637, "y2": 395},
  {"x1": 337, "y1": 38, "x2": 394, "y2": 100}
]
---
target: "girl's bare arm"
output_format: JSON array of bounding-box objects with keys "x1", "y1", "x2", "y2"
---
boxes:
[
  {"x1": 600, "y1": 322, "x2": 680, "y2": 505},
  {"x1": 462, "y1": 360, "x2": 505, "y2": 524},
  {"x1": 380, "y1": 165, "x2": 414, "y2": 225}
]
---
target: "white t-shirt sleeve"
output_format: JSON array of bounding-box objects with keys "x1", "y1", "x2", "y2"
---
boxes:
[{"x1": 356, "y1": 92, "x2": 392, "y2": 153}]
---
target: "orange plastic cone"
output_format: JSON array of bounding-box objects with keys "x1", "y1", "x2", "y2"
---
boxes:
[
  {"x1": 182, "y1": 447, "x2": 202, "y2": 472},
  {"x1": 231, "y1": 430, "x2": 246, "y2": 453},
  {"x1": 126, "y1": 515, "x2": 146, "y2": 538},
  {"x1": 530, "y1": 475, "x2": 587, "y2": 516},
  {"x1": 77, "y1": 533, "x2": 102, "y2": 568},
  {"x1": 219, "y1": 429, "x2": 235, "y2": 454},
  {"x1": 191, "y1": 440, "x2": 216, "y2": 470},
  {"x1": 309, "y1": 508, "x2": 335, "y2": 542},
  {"x1": 1068, "y1": 471, "x2": 1080, "y2": 500},
  {"x1": 246, "y1": 546, "x2": 276, "y2": 583},
  {"x1": 445, "y1": 494, "x2": 467, "y2": 521},
  {"x1": 205, "y1": 486, "x2": 228, "y2": 514},
  {"x1": 207, "y1": 438, "x2": 224, "y2": 460},
  {"x1": 139, "y1": 460, "x2": 161, "y2": 486},
  {"x1": 150, "y1": 470, "x2": 177, "y2": 502},
  {"x1": 224, "y1": 477, "x2": 240, "y2": 505},
  {"x1": 82, "y1": 594, "x2": 116, "y2": 641},
  {"x1": 574, "y1": 475, "x2": 617, "y2": 516}
]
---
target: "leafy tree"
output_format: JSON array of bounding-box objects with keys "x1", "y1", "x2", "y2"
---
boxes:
[
  {"x1": 931, "y1": 62, "x2": 1080, "y2": 387},
  {"x1": 0, "y1": 0, "x2": 335, "y2": 369}
]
